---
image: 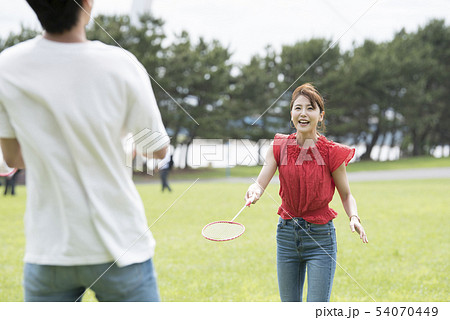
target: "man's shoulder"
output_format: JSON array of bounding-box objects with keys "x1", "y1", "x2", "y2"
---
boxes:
[
  {"x1": 91, "y1": 41, "x2": 138, "y2": 60},
  {"x1": 89, "y1": 41, "x2": 143, "y2": 72},
  {"x1": 0, "y1": 37, "x2": 39, "y2": 63}
]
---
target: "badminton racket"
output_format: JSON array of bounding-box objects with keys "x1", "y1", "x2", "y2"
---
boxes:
[{"x1": 202, "y1": 195, "x2": 255, "y2": 242}]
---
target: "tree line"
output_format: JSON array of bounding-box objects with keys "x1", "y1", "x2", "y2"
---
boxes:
[{"x1": 1, "y1": 15, "x2": 448, "y2": 159}]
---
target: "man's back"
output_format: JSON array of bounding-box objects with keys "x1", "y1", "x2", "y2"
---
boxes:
[{"x1": 0, "y1": 36, "x2": 168, "y2": 267}]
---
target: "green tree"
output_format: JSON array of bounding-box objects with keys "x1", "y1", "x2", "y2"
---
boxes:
[
  {"x1": 279, "y1": 38, "x2": 342, "y2": 87},
  {"x1": 0, "y1": 27, "x2": 39, "y2": 52},
  {"x1": 396, "y1": 20, "x2": 450, "y2": 156},
  {"x1": 277, "y1": 39, "x2": 343, "y2": 138},
  {"x1": 230, "y1": 46, "x2": 282, "y2": 140},
  {"x1": 2, "y1": 16, "x2": 448, "y2": 160},
  {"x1": 325, "y1": 40, "x2": 401, "y2": 160},
  {"x1": 157, "y1": 31, "x2": 233, "y2": 148}
]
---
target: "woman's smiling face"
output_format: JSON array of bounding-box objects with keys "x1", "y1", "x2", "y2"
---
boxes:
[{"x1": 291, "y1": 95, "x2": 324, "y2": 134}]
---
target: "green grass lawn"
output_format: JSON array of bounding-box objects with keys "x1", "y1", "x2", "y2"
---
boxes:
[
  {"x1": 133, "y1": 156, "x2": 450, "y2": 182},
  {"x1": 1, "y1": 177, "x2": 449, "y2": 301}
]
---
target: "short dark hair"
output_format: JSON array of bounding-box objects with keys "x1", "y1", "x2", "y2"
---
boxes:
[{"x1": 26, "y1": 0, "x2": 83, "y2": 34}]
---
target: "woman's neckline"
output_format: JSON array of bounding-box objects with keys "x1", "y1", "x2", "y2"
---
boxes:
[{"x1": 291, "y1": 133, "x2": 325, "y2": 147}]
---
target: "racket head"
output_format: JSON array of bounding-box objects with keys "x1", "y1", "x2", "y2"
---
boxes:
[{"x1": 202, "y1": 221, "x2": 245, "y2": 242}]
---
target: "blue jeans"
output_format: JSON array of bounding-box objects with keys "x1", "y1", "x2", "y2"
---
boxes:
[
  {"x1": 24, "y1": 259, "x2": 160, "y2": 302},
  {"x1": 276, "y1": 217, "x2": 337, "y2": 302}
]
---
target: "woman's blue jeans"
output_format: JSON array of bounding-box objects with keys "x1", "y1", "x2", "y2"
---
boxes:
[{"x1": 276, "y1": 217, "x2": 337, "y2": 302}]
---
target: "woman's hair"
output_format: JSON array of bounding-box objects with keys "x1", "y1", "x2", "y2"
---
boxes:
[
  {"x1": 290, "y1": 83, "x2": 326, "y2": 133},
  {"x1": 26, "y1": 0, "x2": 83, "y2": 34}
]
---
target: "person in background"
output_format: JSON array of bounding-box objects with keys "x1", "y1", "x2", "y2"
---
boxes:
[
  {"x1": 4, "y1": 169, "x2": 22, "y2": 196},
  {"x1": 159, "y1": 148, "x2": 173, "y2": 192}
]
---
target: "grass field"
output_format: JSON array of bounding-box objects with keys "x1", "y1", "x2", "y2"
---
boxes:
[{"x1": 1, "y1": 174, "x2": 449, "y2": 301}]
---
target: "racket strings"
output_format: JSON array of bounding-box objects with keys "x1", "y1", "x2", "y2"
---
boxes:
[{"x1": 202, "y1": 221, "x2": 245, "y2": 241}]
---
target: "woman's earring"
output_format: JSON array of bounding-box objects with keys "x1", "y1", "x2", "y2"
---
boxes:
[{"x1": 290, "y1": 120, "x2": 296, "y2": 129}]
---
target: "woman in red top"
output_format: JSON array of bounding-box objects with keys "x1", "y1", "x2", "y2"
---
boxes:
[{"x1": 245, "y1": 83, "x2": 368, "y2": 302}]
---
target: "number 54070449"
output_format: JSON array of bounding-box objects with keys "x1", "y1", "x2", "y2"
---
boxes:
[{"x1": 375, "y1": 306, "x2": 438, "y2": 317}]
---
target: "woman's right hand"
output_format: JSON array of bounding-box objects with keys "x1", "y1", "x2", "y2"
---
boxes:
[
  {"x1": 245, "y1": 144, "x2": 277, "y2": 205},
  {"x1": 245, "y1": 183, "x2": 264, "y2": 205}
]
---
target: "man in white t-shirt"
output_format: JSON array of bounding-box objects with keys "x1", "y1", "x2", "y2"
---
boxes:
[{"x1": 0, "y1": 0, "x2": 169, "y2": 301}]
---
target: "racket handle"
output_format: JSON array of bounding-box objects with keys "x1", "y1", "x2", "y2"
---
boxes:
[
  {"x1": 246, "y1": 195, "x2": 256, "y2": 206},
  {"x1": 231, "y1": 196, "x2": 256, "y2": 222}
]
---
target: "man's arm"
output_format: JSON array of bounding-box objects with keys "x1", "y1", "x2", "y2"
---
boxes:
[
  {"x1": 0, "y1": 138, "x2": 25, "y2": 169},
  {"x1": 150, "y1": 145, "x2": 167, "y2": 160}
]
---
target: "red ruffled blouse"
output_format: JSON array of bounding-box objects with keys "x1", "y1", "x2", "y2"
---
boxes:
[{"x1": 273, "y1": 133, "x2": 355, "y2": 224}]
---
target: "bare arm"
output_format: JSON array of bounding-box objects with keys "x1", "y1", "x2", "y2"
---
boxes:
[
  {"x1": 134, "y1": 145, "x2": 168, "y2": 160},
  {"x1": 149, "y1": 145, "x2": 168, "y2": 160},
  {"x1": 0, "y1": 138, "x2": 25, "y2": 169},
  {"x1": 245, "y1": 145, "x2": 277, "y2": 204},
  {"x1": 332, "y1": 163, "x2": 368, "y2": 243}
]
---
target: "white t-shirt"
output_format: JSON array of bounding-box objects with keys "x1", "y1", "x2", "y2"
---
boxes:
[{"x1": 0, "y1": 36, "x2": 169, "y2": 267}]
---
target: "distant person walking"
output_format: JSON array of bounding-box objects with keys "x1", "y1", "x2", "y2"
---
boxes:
[
  {"x1": 159, "y1": 150, "x2": 173, "y2": 192},
  {"x1": 245, "y1": 83, "x2": 368, "y2": 302},
  {"x1": 0, "y1": 0, "x2": 169, "y2": 302},
  {"x1": 4, "y1": 169, "x2": 21, "y2": 196}
]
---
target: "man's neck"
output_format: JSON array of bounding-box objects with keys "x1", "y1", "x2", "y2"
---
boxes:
[{"x1": 43, "y1": 25, "x2": 87, "y2": 43}]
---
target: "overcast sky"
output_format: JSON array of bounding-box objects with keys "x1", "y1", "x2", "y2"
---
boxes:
[{"x1": 1, "y1": 0, "x2": 449, "y2": 63}]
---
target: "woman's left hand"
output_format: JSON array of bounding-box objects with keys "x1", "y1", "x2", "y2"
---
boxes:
[{"x1": 350, "y1": 216, "x2": 368, "y2": 243}]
